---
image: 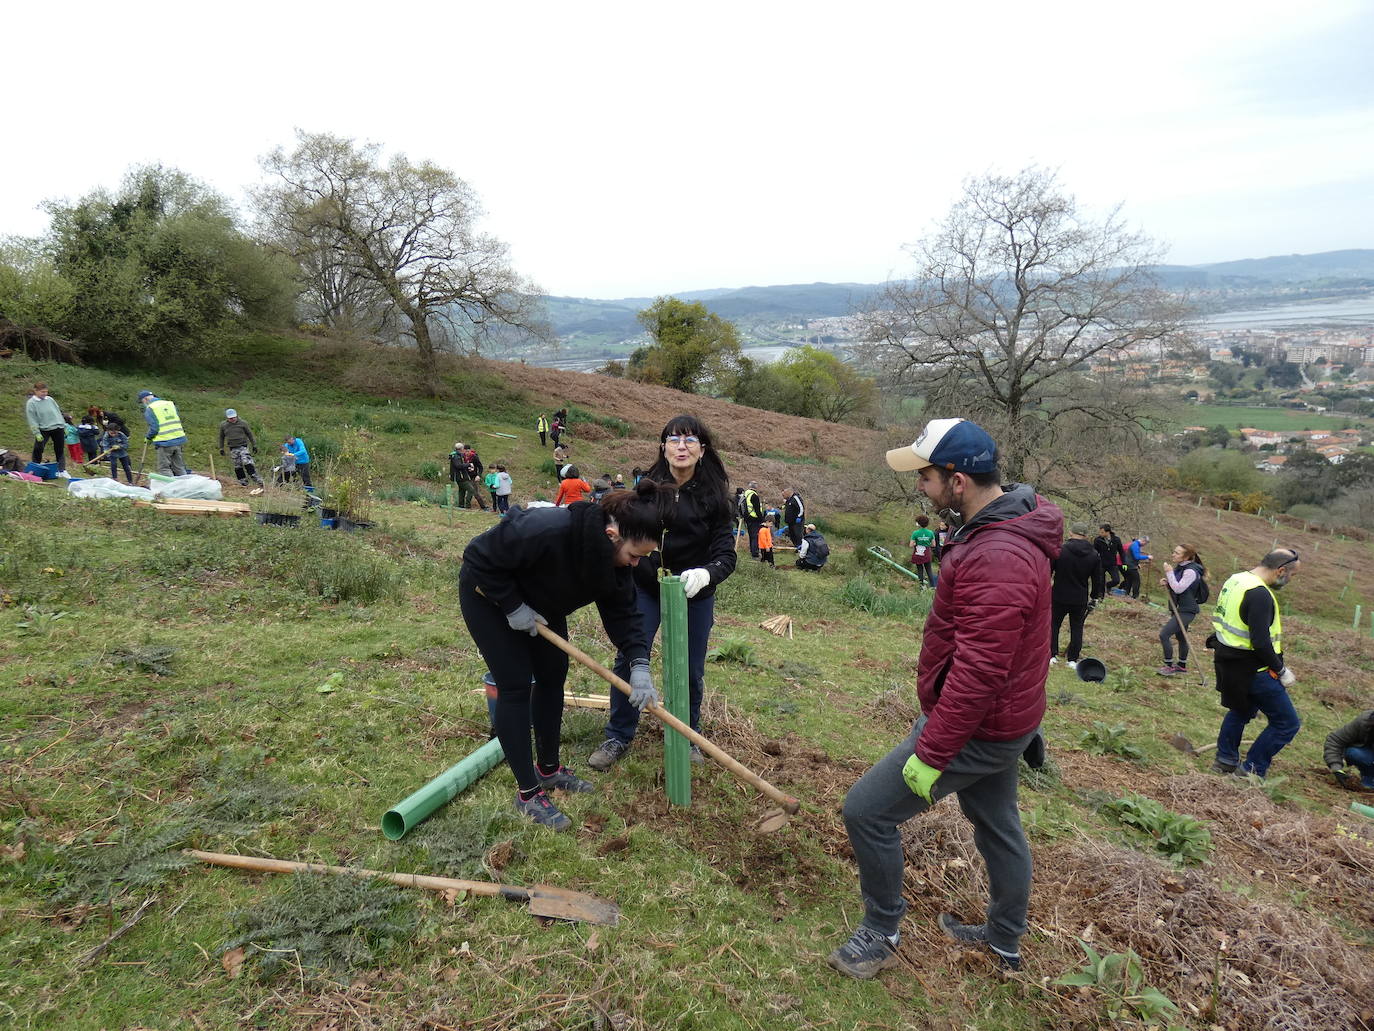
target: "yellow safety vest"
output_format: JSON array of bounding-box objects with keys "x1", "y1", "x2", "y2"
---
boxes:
[
  {"x1": 147, "y1": 399, "x2": 184, "y2": 443},
  {"x1": 538, "y1": 416, "x2": 548, "y2": 432},
  {"x1": 1211, "y1": 570, "x2": 1281, "y2": 669}
]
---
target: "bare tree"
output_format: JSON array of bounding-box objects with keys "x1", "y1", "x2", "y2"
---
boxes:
[
  {"x1": 862, "y1": 167, "x2": 1191, "y2": 494},
  {"x1": 256, "y1": 132, "x2": 551, "y2": 394}
]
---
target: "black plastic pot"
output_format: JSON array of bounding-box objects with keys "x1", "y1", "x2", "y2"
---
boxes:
[
  {"x1": 255, "y1": 512, "x2": 301, "y2": 528},
  {"x1": 336, "y1": 516, "x2": 375, "y2": 532}
]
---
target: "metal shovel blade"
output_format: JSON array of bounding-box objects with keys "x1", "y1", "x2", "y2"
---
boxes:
[{"x1": 526, "y1": 885, "x2": 621, "y2": 926}]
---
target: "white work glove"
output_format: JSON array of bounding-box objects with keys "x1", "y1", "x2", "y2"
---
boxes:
[
  {"x1": 505, "y1": 603, "x2": 547, "y2": 637},
  {"x1": 1278, "y1": 667, "x2": 1296, "y2": 688},
  {"x1": 680, "y1": 567, "x2": 711, "y2": 599},
  {"x1": 628, "y1": 659, "x2": 659, "y2": 710}
]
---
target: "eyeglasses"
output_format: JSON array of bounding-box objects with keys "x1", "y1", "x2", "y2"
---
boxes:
[
  {"x1": 664, "y1": 435, "x2": 700, "y2": 446},
  {"x1": 1278, "y1": 550, "x2": 1300, "y2": 568}
]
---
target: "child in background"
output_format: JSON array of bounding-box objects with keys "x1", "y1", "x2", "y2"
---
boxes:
[
  {"x1": 757, "y1": 521, "x2": 775, "y2": 567},
  {"x1": 63, "y1": 416, "x2": 84, "y2": 465},
  {"x1": 484, "y1": 467, "x2": 500, "y2": 510},
  {"x1": 77, "y1": 416, "x2": 100, "y2": 459},
  {"x1": 278, "y1": 443, "x2": 298, "y2": 484},
  {"x1": 495, "y1": 465, "x2": 513, "y2": 514},
  {"x1": 554, "y1": 465, "x2": 592, "y2": 506},
  {"x1": 99, "y1": 425, "x2": 132, "y2": 482}
]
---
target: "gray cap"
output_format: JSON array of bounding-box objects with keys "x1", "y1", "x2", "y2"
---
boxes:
[{"x1": 1070, "y1": 522, "x2": 1091, "y2": 536}]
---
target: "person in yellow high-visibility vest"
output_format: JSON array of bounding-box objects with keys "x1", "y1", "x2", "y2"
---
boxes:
[
  {"x1": 1208, "y1": 548, "x2": 1302, "y2": 778},
  {"x1": 137, "y1": 390, "x2": 188, "y2": 476}
]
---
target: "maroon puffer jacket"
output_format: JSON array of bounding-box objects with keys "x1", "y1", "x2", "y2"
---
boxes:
[{"x1": 914, "y1": 484, "x2": 1063, "y2": 769}]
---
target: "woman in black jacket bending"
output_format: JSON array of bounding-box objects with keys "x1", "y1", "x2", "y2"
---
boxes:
[
  {"x1": 589, "y1": 414, "x2": 737, "y2": 770},
  {"x1": 459, "y1": 484, "x2": 670, "y2": 831}
]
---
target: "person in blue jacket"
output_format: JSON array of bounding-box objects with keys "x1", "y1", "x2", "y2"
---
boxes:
[
  {"x1": 283, "y1": 435, "x2": 313, "y2": 489},
  {"x1": 1121, "y1": 534, "x2": 1152, "y2": 599}
]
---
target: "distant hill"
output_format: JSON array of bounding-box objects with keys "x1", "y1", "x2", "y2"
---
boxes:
[{"x1": 538, "y1": 250, "x2": 1374, "y2": 352}]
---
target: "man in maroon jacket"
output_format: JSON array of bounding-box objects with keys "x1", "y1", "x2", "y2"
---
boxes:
[{"x1": 828, "y1": 418, "x2": 1063, "y2": 979}]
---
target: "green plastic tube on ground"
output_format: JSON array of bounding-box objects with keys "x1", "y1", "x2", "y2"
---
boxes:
[
  {"x1": 381, "y1": 737, "x2": 505, "y2": 840},
  {"x1": 1353, "y1": 801, "x2": 1374, "y2": 821},
  {"x1": 660, "y1": 575, "x2": 691, "y2": 807},
  {"x1": 866, "y1": 545, "x2": 924, "y2": 582}
]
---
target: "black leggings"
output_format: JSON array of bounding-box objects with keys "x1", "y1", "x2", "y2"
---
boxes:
[
  {"x1": 912, "y1": 562, "x2": 933, "y2": 586},
  {"x1": 1160, "y1": 609, "x2": 1197, "y2": 664},
  {"x1": 458, "y1": 579, "x2": 568, "y2": 792},
  {"x1": 32, "y1": 427, "x2": 66, "y2": 469},
  {"x1": 1120, "y1": 565, "x2": 1141, "y2": 598}
]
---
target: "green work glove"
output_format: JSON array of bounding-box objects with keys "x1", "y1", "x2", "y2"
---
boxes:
[{"x1": 902, "y1": 753, "x2": 942, "y2": 802}]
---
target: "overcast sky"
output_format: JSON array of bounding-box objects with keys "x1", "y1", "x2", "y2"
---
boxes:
[{"x1": 6, "y1": 1, "x2": 1372, "y2": 298}]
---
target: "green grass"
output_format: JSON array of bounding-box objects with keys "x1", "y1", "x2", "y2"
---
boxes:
[
  {"x1": 3, "y1": 334, "x2": 1374, "y2": 1029},
  {"x1": 1186, "y1": 403, "x2": 1366, "y2": 432}
]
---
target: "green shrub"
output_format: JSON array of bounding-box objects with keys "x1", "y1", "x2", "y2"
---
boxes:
[
  {"x1": 291, "y1": 549, "x2": 402, "y2": 604},
  {"x1": 1100, "y1": 793, "x2": 1212, "y2": 865},
  {"x1": 1078, "y1": 722, "x2": 1144, "y2": 759},
  {"x1": 382, "y1": 419, "x2": 413, "y2": 434},
  {"x1": 225, "y1": 873, "x2": 417, "y2": 981},
  {"x1": 706, "y1": 637, "x2": 758, "y2": 665},
  {"x1": 567, "y1": 405, "x2": 630, "y2": 437},
  {"x1": 1055, "y1": 940, "x2": 1181, "y2": 1025},
  {"x1": 417, "y1": 460, "x2": 443, "y2": 482},
  {"x1": 839, "y1": 576, "x2": 931, "y2": 618}
]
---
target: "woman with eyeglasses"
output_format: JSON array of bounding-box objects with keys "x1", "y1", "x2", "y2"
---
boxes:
[{"x1": 588, "y1": 415, "x2": 738, "y2": 770}]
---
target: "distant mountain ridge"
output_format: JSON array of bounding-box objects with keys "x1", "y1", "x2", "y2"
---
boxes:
[{"x1": 540, "y1": 249, "x2": 1374, "y2": 348}]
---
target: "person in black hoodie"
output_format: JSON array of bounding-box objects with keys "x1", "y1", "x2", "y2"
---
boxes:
[
  {"x1": 1051, "y1": 523, "x2": 1102, "y2": 669},
  {"x1": 783, "y1": 487, "x2": 806, "y2": 547},
  {"x1": 1157, "y1": 544, "x2": 1206, "y2": 676},
  {"x1": 589, "y1": 414, "x2": 738, "y2": 770},
  {"x1": 459, "y1": 484, "x2": 670, "y2": 831},
  {"x1": 1094, "y1": 524, "x2": 1124, "y2": 597}
]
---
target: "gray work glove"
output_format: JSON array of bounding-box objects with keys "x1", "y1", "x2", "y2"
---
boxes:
[
  {"x1": 1278, "y1": 667, "x2": 1296, "y2": 688},
  {"x1": 505, "y1": 603, "x2": 547, "y2": 637},
  {"x1": 628, "y1": 659, "x2": 659, "y2": 711}
]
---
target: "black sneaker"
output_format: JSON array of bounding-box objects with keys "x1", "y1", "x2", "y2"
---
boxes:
[
  {"x1": 588, "y1": 738, "x2": 630, "y2": 772},
  {"x1": 826, "y1": 925, "x2": 899, "y2": 979},
  {"x1": 1210, "y1": 759, "x2": 1238, "y2": 775},
  {"x1": 537, "y1": 765, "x2": 594, "y2": 793},
  {"x1": 514, "y1": 790, "x2": 571, "y2": 831},
  {"x1": 938, "y1": 914, "x2": 1022, "y2": 971}
]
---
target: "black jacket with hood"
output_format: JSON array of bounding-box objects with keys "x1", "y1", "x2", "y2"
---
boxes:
[
  {"x1": 1052, "y1": 537, "x2": 1102, "y2": 605},
  {"x1": 459, "y1": 502, "x2": 649, "y2": 662},
  {"x1": 630, "y1": 469, "x2": 737, "y2": 599}
]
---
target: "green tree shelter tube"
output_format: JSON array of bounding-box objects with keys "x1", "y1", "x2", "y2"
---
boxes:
[
  {"x1": 866, "y1": 545, "x2": 924, "y2": 582},
  {"x1": 1353, "y1": 801, "x2": 1374, "y2": 821},
  {"x1": 660, "y1": 575, "x2": 691, "y2": 806},
  {"x1": 381, "y1": 737, "x2": 505, "y2": 840}
]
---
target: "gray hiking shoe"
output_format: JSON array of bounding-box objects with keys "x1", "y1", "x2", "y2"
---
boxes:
[
  {"x1": 1210, "y1": 759, "x2": 1238, "y2": 775},
  {"x1": 826, "y1": 925, "x2": 899, "y2": 979},
  {"x1": 588, "y1": 738, "x2": 630, "y2": 772},
  {"x1": 514, "y1": 790, "x2": 571, "y2": 831},
  {"x1": 689, "y1": 743, "x2": 704, "y2": 764},
  {"x1": 537, "y1": 764, "x2": 594, "y2": 793},
  {"x1": 938, "y1": 914, "x2": 1022, "y2": 971}
]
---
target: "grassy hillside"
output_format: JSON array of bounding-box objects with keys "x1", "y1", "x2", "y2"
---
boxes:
[{"x1": 2, "y1": 341, "x2": 1373, "y2": 1030}]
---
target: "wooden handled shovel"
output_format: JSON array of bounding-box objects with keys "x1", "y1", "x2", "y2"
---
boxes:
[
  {"x1": 534, "y1": 624, "x2": 801, "y2": 822},
  {"x1": 187, "y1": 850, "x2": 620, "y2": 926}
]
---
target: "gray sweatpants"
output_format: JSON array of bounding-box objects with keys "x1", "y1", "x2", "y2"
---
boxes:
[{"x1": 842, "y1": 715, "x2": 1036, "y2": 954}]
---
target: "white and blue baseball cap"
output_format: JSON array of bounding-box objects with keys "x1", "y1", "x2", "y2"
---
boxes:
[{"x1": 886, "y1": 418, "x2": 999, "y2": 474}]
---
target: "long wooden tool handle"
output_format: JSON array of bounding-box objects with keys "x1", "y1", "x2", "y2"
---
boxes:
[
  {"x1": 187, "y1": 849, "x2": 521, "y2": 900},
  {"x1": 535, "y1": 624, "x2": 801, "y2": 814}
]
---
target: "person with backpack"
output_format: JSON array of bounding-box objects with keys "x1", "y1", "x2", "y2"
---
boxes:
[
  {"x1": 1157, "y1": 544, "x2": 1207, "y2": 676},
  {"x1": 796, "y1": 524, "x2": 830, "y2": 571}
]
